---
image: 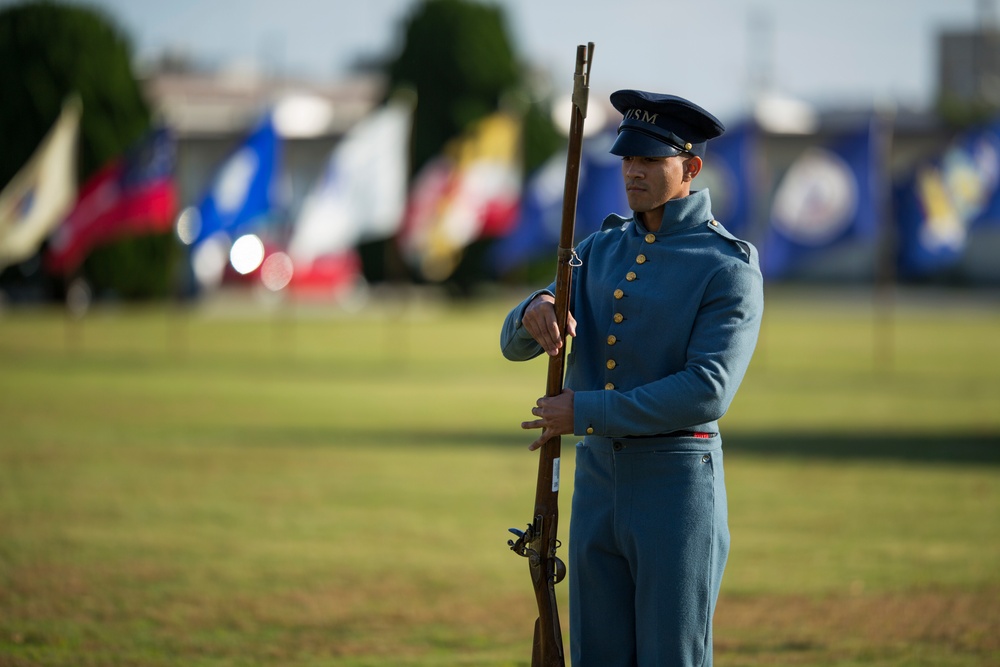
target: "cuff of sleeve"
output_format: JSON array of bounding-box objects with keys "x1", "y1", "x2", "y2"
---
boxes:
[
  {"x1": 515, "y1": 289, "x2": 554, "y2": 336},
  {"x1": 573, "y1": 389, "x2": 606, "y2": 436}
]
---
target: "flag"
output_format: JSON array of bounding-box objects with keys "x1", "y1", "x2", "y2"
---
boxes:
[
  {"x1": 895, "y1": 118, "x2": 1000, "y2": 278},
  {"x1": 0, "y1": 96, "x2": 81, "y2": 270},
  {"x1": 398, "y1": 112, "x2": 521, "y2": 281},
  {"x1": 489, "y1": 126, "x2": 629, "y2": 275},
  {"x1": 576, "y1": 128, "x2": 632, "y2": 237},
  {"x1": 287, "y1": 250, "x2": 362, "y2": 296},
  {"x1": 287, "y1": 98, "x2": 412, "y2": 266},
  {"x1": 698, "y1": 121, "x2": 759, "y2": 238},
  {"x1": 761, "y1": 117, "x2": 885, "y2": 279},
  {"x1": 187, "y1": 113, "x2": 281, "y2": 246},
  {"x1": 488, "y1": 150, "x2": 566, "y2": 276},
  {"x1": 46, "y1": 126, "x2": 177, "y2": 275}
]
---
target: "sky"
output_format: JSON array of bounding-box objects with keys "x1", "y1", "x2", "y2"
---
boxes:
[{"x1": 9, "y1": 0, "x2": 993, "y2": 125}]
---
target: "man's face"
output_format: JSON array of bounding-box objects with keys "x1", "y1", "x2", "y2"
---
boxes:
[{"x1": 621, "y1": 154, "x2": 693, "y2": 213}]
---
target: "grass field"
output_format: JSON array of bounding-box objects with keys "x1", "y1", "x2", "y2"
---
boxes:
[{"x1": 1, "y1": 285, "x2": 998, "y2": 666}]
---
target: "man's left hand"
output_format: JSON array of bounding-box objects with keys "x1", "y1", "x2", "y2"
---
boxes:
[{"x1": 522, "y1": 388, "x2": 575, "y2": 451}]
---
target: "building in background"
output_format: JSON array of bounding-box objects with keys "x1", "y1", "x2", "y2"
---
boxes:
[
  {"x1": 938, "y1": 16, "x2": 1000, "y2": 116},
  {"x1": 140, "y1": 62, "x2": 384, "y2": 221}
]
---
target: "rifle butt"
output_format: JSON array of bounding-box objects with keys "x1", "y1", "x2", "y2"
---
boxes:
[
  {"x1": 531, "y1": 617, "x2": 542, "y2": 667},
  {"x1": 531, "y1": 616, "x2": 565, "y2": 667}
]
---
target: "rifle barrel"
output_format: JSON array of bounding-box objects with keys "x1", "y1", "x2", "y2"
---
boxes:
[{"x1": 517, "y1": 42, "x2": 593, "y2": 667}]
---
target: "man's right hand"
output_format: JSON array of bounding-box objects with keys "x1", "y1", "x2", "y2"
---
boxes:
[{"x1": 521, "y1": 293, "x2": 576, "y2": 357}]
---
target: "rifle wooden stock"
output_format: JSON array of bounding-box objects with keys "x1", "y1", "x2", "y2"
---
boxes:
[{"x1": 508, "y1": 42, "x2": 593, "y2": 667}]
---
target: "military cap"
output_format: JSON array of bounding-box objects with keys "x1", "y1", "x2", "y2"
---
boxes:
[{"x1": 609, "y1": 90, "x2": 725, "y2": 158}]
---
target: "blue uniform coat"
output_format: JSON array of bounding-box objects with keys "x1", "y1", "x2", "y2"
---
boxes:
[{"x1": 501, "y1": 188, "x2": 763, "y2": 437}]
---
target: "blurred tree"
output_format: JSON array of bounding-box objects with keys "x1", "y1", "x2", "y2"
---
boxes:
[
  {"x1": 937, "y1": 93, "x2": 998, "y2": 128},
  {"x1": 370, "y1": 0, "x2": 561, "y2": 293},
  {"x1": 0, "y1": 1, "x2": 177, "y2": 302},
  {"x1": 0, "y1": 1, "x2": 150, "y2": 188},
  {"x1": 520, "y1": 93, "x2": 565, "y2": 175},
  {"x1": 81, "y1": 233, "x2": 177, "y2": 299},
  {"x1": 387, "y1": 0, "x2": 521, "y2": 177}
]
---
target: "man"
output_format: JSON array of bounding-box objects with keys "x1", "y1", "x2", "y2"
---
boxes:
[{"x1": 500, "y1": 90, "x2": 764, "y2": 666}]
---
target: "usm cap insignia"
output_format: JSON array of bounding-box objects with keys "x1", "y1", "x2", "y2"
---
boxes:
[{"x1": 609, "y1": 90, "x2": 725, "y2": 158}]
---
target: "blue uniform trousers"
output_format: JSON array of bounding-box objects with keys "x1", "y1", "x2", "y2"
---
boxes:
[{"x1": 569, "y1": 434, "x2": 730, "y2": 667}]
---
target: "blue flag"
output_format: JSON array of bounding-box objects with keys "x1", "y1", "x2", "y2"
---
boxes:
[
  {"x1": 698, "y1": 121, "x2": 758, "y2": 238},
  {"x1": 191, "y1": 113, "x2": 281, "y2": 245},
  {"x1": 489, "y1": 150, "x2": 564, "y2": 276},
  {"x1": 762, "y1": 118, "x2": 884, "y2": 279},
  {"x1": 490, "y1": 128, "x2": 629, "y2": 275},
  {"x1": 576, "y1": 129, "x2": 631, "y2": 238},
  {"x1": 895, "y1": 118, "x2": 1000, "y2": 278}
]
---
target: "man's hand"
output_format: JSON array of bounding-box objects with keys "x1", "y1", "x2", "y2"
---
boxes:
[
  {"x1": 522, "y1": 389, "x2": 575, "y2": 451},
  {"x1": 522, "y1": 293, "x2": 577, "y2": 357}
]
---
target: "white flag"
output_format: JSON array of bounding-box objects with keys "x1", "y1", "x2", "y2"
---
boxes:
[
  {"x1": 0, "y1": 97, "x2": 81, "y2": 270},
  {"x1": 288, "y1": 99, "x2": 412, "y2": 265}
]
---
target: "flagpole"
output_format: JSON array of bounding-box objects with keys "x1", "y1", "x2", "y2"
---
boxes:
[
  {"x1": 749, "y1": 120, "x2": 770, "y2": 373},
  {"x1": 63, "y1": 274, "x2": 90, "y2": 355},
  {"x1": 873, "y1": 106, "x2": 897, "y2": 374}
]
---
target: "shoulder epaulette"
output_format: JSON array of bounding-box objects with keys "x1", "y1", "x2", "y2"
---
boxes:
[
  {"x1": 706, "y1": 219, "x2": 752, "y2": 262},
  {"x1": 601, "y1": 213, "x2": 630, "y2": 232}
]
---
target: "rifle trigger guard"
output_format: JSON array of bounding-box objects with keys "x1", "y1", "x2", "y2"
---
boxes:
[{"x1": 554, "y1": 556, "x2": 567, "y2": 584}]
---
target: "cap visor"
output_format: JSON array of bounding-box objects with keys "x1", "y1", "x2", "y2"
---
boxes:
[{"x1": 609, "y1": 129, "x2": 684, "y2": 158}]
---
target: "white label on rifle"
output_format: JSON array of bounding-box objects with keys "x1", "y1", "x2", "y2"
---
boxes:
[{"x1": 552, "y1": 457, "x2": 560, "y2": 492}]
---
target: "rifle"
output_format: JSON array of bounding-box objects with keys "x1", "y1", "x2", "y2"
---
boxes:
[{"x1": 508, "y1": 42, "x2": 594, "y2": 667}]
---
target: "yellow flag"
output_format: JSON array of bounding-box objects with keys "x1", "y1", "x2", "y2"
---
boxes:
[{"x1": 400, "y1": 112, "x2": 521, "y2": 281}]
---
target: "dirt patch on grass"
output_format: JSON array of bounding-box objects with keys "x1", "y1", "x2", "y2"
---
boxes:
[
  {"x1": 4, "y1": 558, "x2": 998, "y2": 666},
  {"x1": 715, "y1": 588, "x2": 1000, "y2": 665}
]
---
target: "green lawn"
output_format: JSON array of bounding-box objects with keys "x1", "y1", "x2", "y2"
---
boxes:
[{"x1": 1, "y1": 285, "x2": 998, "y2": 666}]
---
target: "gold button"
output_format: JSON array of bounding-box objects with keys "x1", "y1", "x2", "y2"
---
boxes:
[
  {"x1": 636, "y1": 254, "x2": 647, "y2": 264},
  {"x1": 685, "y1": 142, "x2": 692, "y2": 150},
  {"x1": 607, "y1": 335, "x2": 617, "y2": 345},
  {"x1": 711, "y1": 220, "x2": 719, "y2": 226},
  {"x1": 626, "y1": 271, "x2": 637, "y2": 281},
  {"x1": 605, "y1": 382, "x2": 615, "y2": 390},
  {"x1": 614, "y1": 288, "x2": 624, "y2": 299},
  {"x1": 586, "y1": 427, "x2": 594, "y2": 435},
  {"x1": 613, "y1": 313, "x2": 624, "y2": 323},
  {"x1": 645, "y1": 233, "x2": 656, "y2": 243},
  {"x1": 606, "y1": 359, "x2": 616, "y2": 370}
]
